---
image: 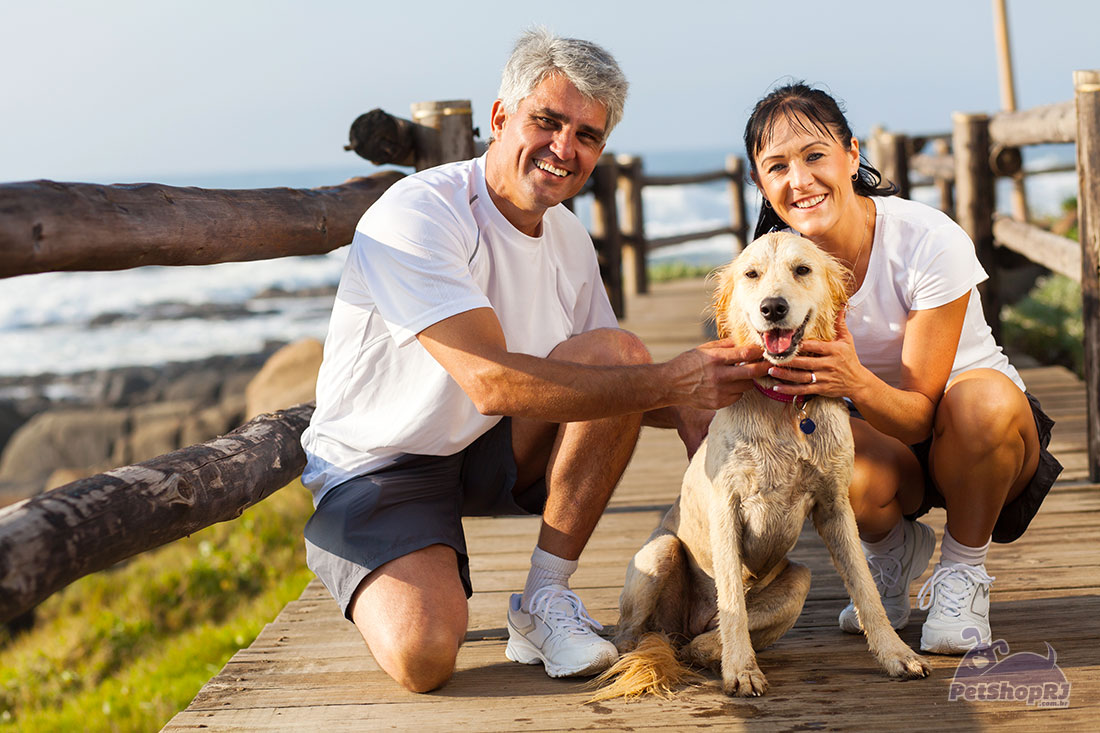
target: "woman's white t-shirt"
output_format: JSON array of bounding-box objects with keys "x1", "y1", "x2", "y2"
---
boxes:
[
  {"x1": 301, "y1": 155, "x2": 616, "y2": 503},
  {"x1": 845, "y1": 196, "x2": 1024, "y2": 392}
]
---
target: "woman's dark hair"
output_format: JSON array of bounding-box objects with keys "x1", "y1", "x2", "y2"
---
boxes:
[{"x1": 743, "y1": 82, "x2": 898, "y2": 239}]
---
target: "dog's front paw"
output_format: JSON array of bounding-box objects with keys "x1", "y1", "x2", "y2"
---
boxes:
[
  {"x1": 882, "y1": 649, "x2": 931, "y2": 680},
  {"x1": 722, "y1": 661, "x2": 768, "y2": 697}
]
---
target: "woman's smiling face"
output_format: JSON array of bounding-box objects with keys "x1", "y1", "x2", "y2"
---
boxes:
[{"x1": 751, "y1": 114, "x2": 861, "y2": 242}]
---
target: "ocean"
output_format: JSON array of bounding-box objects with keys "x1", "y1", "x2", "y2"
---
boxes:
[{"x1": 0, "y1": 146, "x2": 1079, "y2": 379}]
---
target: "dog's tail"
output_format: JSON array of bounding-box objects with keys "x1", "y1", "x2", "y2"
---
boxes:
[{"x1": 586, "y1": 632, "x2": 701, "y2": 702}]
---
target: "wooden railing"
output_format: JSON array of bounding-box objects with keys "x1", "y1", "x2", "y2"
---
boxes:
[
  {"x1": 604, "y1": 154, "x2": 748, "y2": 305},
  {"x1": 868, "y1": 70, "x2": 1100, "y2": 482}
]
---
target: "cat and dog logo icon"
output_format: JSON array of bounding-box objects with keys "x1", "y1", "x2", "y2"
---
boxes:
[{"x1": 948, "y1": 628, "x2": 1071, "y2": 708}]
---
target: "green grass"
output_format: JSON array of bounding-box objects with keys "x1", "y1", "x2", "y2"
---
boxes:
[
  {"x1": 647, "y1": 261, "x2": 719, "y2": 283},
  {"x1": 1001, "y1": 273, "x2": 1084, "y2": 377},
  {"x1": 0, "y1": 480, "x2": 315, "y2": 732},
  {"x1": 1000, "y1": 197, "x2": 1084, "y2": 377}
]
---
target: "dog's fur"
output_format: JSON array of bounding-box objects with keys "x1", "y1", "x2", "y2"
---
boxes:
[{"x1": 595, "y1": 232, "x2": 929, "y2": 699}]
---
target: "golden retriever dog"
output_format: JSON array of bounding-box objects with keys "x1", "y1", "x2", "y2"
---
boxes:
[{"x1": 595, "y1": 232, "x2": 930, "y2": 699}]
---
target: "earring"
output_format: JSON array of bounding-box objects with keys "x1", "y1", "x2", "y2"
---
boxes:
[
  {"x1": 851, "y1": 172, "x2": 858, "y2": 181},
  {"x1": 762, "y1": 198, "x2": 772, "y2": 209}
]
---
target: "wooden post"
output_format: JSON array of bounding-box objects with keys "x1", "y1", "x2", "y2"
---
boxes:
[
  {"x1": 867, "y1": 126, "x2": 886, "y2": 182},
  {"x1": 409, "y1": 100, "x2": 476, "y2": 171},
  {"x1": 933, "y1": 138, "x2": 956, "y2": 219},
  {"x1": 992, "y1": 0, "x2": 1030, "y2": 221},
  {"x1": 591, "y1": 154, "x2": 624, "y2": 317},
  {"x1": 616, "y1": 155, "x2": 648, "y2": 296},
  {"x1": 727, "y1": 155, "x2": 748, "y2": 252},
  {"x1": 953, "y1": 112, "x2": 1001, "y2": 341},
  {"x1": 1075, "y1": 69, "x2": 1100, "y2": 482},
  {"x1": 875, "y1": 131, "x2": 911, "y2": 199}
]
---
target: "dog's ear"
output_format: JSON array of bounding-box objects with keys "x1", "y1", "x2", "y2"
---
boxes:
[
  {"x1": 818, "y1": 252, "x2": 852, "y2": 341},
  {"x1": 709, "y1": 263, "x2": 736, "y2": 339}
]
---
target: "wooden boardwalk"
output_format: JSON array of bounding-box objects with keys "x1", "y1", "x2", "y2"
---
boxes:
[{"x1": 165, "y1": 279, "x2": 1099, "y2": 731}]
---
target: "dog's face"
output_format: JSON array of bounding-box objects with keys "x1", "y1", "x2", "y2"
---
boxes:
[{"x1": 712, "y1": 232, "x2": 849, "y2": 365}]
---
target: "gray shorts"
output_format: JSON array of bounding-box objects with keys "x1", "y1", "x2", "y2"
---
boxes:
[{"x1": 303, "y1": 418, "x2": 546, "y2": 619}]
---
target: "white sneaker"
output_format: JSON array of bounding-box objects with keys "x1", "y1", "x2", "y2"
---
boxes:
[
  {"x1": 917, "y1": 562, "x2": 995, "y2": 654},
  {"x1": 505, "y1": 585, "x2": 618, "y2": 678},
  {"x1": 838, "y1": 519, "x2": 936, "y2": 633}
]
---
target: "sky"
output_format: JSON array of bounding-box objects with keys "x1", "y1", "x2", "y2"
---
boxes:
[{"x1": 1, "y1": 0, "x2": 1096, "y2": 184}]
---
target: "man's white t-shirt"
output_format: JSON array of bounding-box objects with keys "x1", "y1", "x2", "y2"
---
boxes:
[
  {"x1": 301, "y1": 154, "x2": 617, "y2": 503},
  {"x1": 845, "y1": 195, "x2": 1024, "y2": 392}
]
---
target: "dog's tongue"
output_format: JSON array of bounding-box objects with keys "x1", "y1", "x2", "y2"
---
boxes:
[{"x1": 764, "y1": 329, "x2": 794, "y2": 354}]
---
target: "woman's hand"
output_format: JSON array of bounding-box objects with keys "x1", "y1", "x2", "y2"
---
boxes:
[{"x1": 766, "y1": 309, "x2": 869, "y2": 399}]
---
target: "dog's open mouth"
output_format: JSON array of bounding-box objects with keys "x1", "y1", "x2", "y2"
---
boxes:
[{"x1": 760, "y1": 313, "x2": 810, "y2": 363}]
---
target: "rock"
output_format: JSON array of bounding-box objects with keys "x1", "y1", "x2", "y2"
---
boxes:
[
  {"x1": 245, "y1": 339, "x2": 323, "y2": 420},
  {"x1": 0, "y1": 402, "x2": 27, "y2": 457},
  {"x1": 44, "y1": 466, "x2": 102, "y2": 491},
  {"x1": 179, "y1": 394, "x2": 246, "y2": 447},
  {"x1": 0, "y1": 479, "x2": 41, "y2": 508},
  {"x1": 101, "y1": 366, "x2": 161, "y2": 407},
  {"x1": 0, "y1": 408, "x2": 129, "y2": 484},
  {"x1": 160, "y1": 368, "x2": 227, "y2": 405},
  {"x1": 113, "y1": 400, "x2": 196, "y2": 465}
]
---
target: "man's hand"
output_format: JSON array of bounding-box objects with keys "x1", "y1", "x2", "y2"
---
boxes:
[{"x1": 665, "y1": 340, "x2": 769, "y2": 411}]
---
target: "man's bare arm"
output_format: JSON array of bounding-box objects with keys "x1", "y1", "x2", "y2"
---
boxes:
[{"x1": 416, "y1": 307, "x2": 768, "y2": 423}]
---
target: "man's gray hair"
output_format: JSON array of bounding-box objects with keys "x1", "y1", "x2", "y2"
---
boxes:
[{"x1": 497, "y1": 28, "x2": 628, "y2": 139}]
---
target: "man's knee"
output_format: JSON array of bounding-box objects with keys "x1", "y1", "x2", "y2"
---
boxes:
[
  {"x1": 551, "y1": 327, "x2": 651, "y2": 367},
  {"x1": 385, "y1": 626, "x2": 464, "y2": 693},
  {"x1": 349, "y1": 545, "x2": 469, "y2": 692}
]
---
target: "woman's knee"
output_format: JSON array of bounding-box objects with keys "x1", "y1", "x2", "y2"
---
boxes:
[
  {"x1": 936, "y1": 371, "x2": 1026, "y2": 455},
  {"x1": 549, "y1": 328, "x2": 651, "y2": 367}
]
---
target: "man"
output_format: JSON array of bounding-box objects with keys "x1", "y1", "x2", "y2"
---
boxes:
[{"x1": 301, "y1": 29, "x2": 767, "y2": 693}]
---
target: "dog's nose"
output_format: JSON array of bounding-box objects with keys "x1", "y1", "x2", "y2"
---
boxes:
[{"x1": 760, "y1": 297, "x2": 789, "y2": 323}]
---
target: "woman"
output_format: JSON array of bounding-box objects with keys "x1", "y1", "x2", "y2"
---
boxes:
[{"x1": 743, "y1": 83, "x2": 1062, "y2": 654}]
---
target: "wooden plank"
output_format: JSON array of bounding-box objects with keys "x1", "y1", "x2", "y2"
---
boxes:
[
  {"x1": 910, "y1": 151, "x2": 956, "y2": 182},
  {"x1": 642, "y1": 169, "x2": 731, "y2": 186},
  {"x1": 989, "y1": 100, "x2": 1077, "y2": 146},
  {"x1": 993, "y1": 215, "x2": 1082, "y2": 281},
  {"x1": 648, "y1": 225, "x2": 737, "y2": 251}
]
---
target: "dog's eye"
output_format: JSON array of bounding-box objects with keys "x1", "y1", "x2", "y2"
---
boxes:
[
  {"x1": 795, "y1": 265, "x2": 811, "y2": 276},
  {"x1": 744, "y1": 270, "x2": 759, "y2": 279}
]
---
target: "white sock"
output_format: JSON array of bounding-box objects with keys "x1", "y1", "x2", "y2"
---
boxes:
[
  {"x1": 940, "y1": 527, "x2": 990, "y2": 567},
  {"x1": 521, "y1": 546, "x2": 577, "y2": 613},
  {"x1": 862, "y1": 518, "x2": 905, "y2": 555}
]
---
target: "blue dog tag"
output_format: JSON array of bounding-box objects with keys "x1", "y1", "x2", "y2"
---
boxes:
[{"x1": 799, "y1": 417, "x2": 816, "y2": 435}]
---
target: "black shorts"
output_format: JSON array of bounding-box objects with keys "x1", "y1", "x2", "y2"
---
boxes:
[
  {"x1": 849, "y1": 392, "x2": 1062, "y2": 544},
  {"x1": 303, "y1": 418, "x2": 547, "y2": 618}
]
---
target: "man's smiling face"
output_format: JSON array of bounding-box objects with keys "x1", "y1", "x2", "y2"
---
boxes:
[{"x1": 485, "y1": 73, "x2": 608, "y2": 236}]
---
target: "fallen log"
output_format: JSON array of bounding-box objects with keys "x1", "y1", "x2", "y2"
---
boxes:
[
  {"x1": 0, "y1": 171, "x2": 404, "y2": 278},
  {"x1": 0, "y1": 402, "x2": 314, "y2": 624}
]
